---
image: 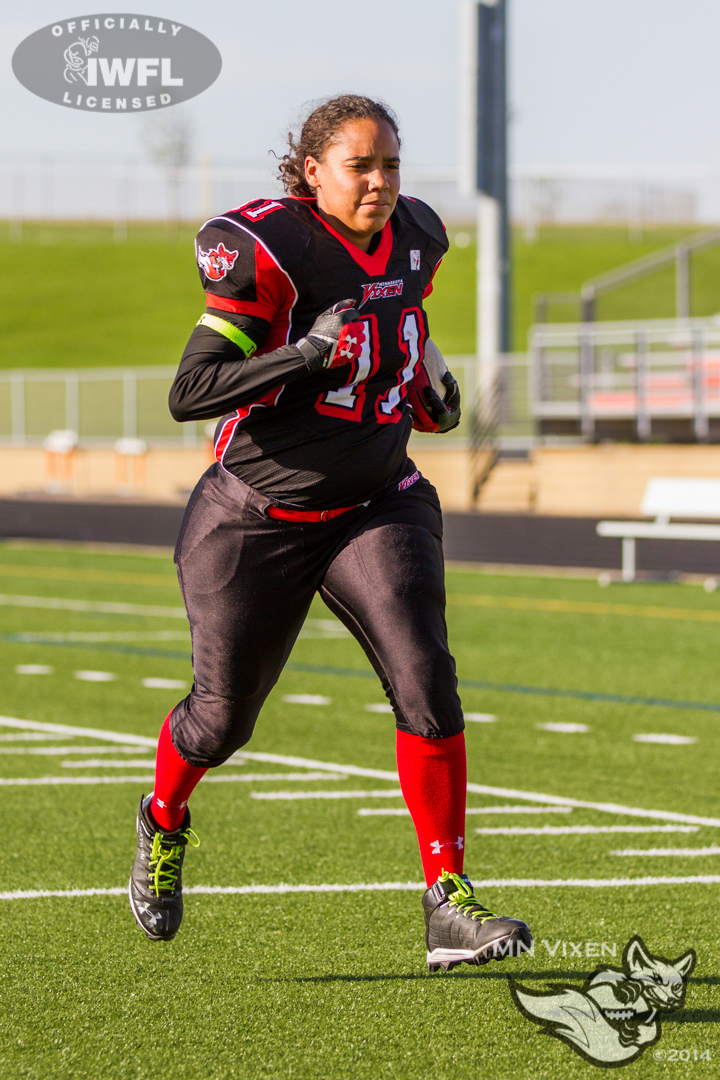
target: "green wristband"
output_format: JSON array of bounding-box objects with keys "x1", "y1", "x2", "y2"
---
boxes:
[{"x1": 196, "y1": 312, "x2": 257, "y2": 357}]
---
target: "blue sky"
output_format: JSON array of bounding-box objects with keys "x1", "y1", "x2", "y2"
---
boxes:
[{"x1": 2, "y1": 0, "x2": 718, "y2": 169}]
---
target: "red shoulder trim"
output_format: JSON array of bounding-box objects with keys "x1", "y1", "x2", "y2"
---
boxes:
[
  {"x1": 205, "y1": 294, "x2": 262, "y2": 317},
  {"x1": 288, "y1": 195, "x2": 393, "y2": 276},
  {"x1": 423, "y1": 256, "x2": 444, "y2": 300}
]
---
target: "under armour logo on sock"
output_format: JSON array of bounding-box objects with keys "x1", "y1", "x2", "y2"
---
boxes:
[{"x1": 430, "y1": 837, "x2": 464, "y2": 855}]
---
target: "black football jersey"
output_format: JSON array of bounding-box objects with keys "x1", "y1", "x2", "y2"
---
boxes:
[{"x1": 188, "y1": 194, "x2": 448, "y2": 508}]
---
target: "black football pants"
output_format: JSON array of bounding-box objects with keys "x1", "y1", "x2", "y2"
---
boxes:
[{"x1": 169, "y1": 464, "x2": 464, "y2": 768}]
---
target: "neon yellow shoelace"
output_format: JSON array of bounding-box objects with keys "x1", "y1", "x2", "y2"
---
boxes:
[
  {"x1": 442, "y1": 872, "x2": 498, "y2": 923},
  {"x1": 147, "y1": 828, "x2": 200, "y2": 897}
]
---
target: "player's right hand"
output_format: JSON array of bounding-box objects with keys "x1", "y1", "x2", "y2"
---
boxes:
[{"x1": 296, "y1": 299, "x2": 360, "y2": 371}]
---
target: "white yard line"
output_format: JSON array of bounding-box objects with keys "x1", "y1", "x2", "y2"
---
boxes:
[
  {"x1": 142, "y1": 679, "x2": 187, "y2": 691},
  {"x1": 2, "y1": 719, "x2": 720, "y2": 828},
  {"x1": 359, "y1": 806, "x2": 575, "y2": 817},
  {"x1": 61, "y1": 759, "x2": 164, "y2": 769},
  {"x1": 251, "y1": 789, "x2": 403, "y2": 801},
  {"x1": 611, "y1": 846, "x2": 720, "y2": 857},
  {"x1": 204, "y1": 772, "x2": 348, "y2": 783},
  {"x1": 0, "y1": 595, "x2": 187, "y2": 618},
  {"x1": 0, "y1": 776, "x2": 157, "y2": 786},
  {"x1": 633, "y1": 734, "x2": 698, "y2": 745},
  {"x1": 240, "y1": 751, "x2": 720, "y2": 828},
  {"x1": 467, "y1": 806, "x2": 574, "y2": 815},
  {"x1": 12, "y1": 631, "x2": 190, "y2": 642},
  {"x1": 0, "y1": 746, "x2": 152, "y2": 756},
  {"x1": 0, "y1": 733, "x2": 76, "y2": 742},
  {"x1": 282, "y1": 695, "x2": 332, "y2": 706},
  {"x1": 537, "y1": 723, "x2": 589, "y2": 734},
  {"x1": 474, "y1": 824, "x2": 701, "y2": 836},
  {"x1": 4, "y1": 875, "x2": 720, "y2": 901},
  {"x1": 0, "y1": 772, "x2": 347, "y2": 787},
  {"x1": 0, "y1": 716, "x2": 156, "y2": 747}
]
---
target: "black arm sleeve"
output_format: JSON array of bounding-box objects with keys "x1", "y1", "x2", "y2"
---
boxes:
[{"x1": 169, "y1": 315, "x2": 311, "y2": 423}]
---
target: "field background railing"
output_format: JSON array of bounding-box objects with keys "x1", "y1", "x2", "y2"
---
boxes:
[
  {"x1": 0, "y1": 356, "x2": 536, "y2": 450},
  {"x1": 533, "y1": 316, "x2": 720, "y2": 440},
  {"x1": 1, "y1": 161, "x2": 714, "y2": 237}
]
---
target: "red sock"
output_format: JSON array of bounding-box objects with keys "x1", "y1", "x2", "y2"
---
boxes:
[
  {"x1": 150, "y1": 714, "x2": 207, "y2": 831},
  {"x1": 396, "y1": 729, "x2": 467, "y2": 886}
]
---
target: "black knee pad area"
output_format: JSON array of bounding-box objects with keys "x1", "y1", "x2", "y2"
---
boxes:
[{"x1": 170, "y1": 697, "x2": 258, "y2": 769}]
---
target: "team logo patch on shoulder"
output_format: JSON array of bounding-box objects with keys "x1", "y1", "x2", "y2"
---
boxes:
[
  {"x1": 197, "y1": 243, "x2": 239, "y2": 281},
  {"x1": 359, "y1": 278, "x2": 404, "y2": 307},
  {"x1": 410, "y1": 249, "x2": 421, "y2": 270}
]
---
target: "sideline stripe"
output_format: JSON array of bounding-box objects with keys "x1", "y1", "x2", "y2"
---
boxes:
[
  {"x1": 0, "y1": 637, "x2": 191, "y2": 661},
  {"x1": 447, "y1": 592, "x2": 720, "y2": 624},
  {"x1": 4, "y1": 628, "x2": 720, "y2": 714},
  {"x1": 285, "y1": 664, "x2": 720, "y2": 716},
  {"x1": 2, "y1": 720, "x2": 719, "y2": 829},
  {"x1": 4, "y1": 876, "x2": 720, "y2": 901}
]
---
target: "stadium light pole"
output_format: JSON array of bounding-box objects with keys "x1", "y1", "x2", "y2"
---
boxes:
[{"x1": 460, "y1": 0, "x2": 510, "y2": 410}]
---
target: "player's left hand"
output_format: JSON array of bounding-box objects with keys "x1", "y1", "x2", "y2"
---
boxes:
[{"x1": 419, "y1": 371, "x2": 461, "y2": 433}]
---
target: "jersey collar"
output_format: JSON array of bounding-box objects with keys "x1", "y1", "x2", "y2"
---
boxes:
[{"x1": 289, "y1": 196, "x2": 394, "y2": 276}]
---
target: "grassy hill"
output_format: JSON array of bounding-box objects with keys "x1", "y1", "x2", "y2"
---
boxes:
[{"x1": 2, "y1": 220, "x2": 720, "y2": 369}]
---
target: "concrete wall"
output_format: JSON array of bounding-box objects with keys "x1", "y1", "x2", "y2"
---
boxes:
[
  {"x1": 3, "y1": 442, "x2": 720, "y2": 517},
  {"x1": 533, "y1": 445, "x2": 720, "y2": 517},
  {"x1": 0, "y1": 444, "x2": 475, "y2": 511}
]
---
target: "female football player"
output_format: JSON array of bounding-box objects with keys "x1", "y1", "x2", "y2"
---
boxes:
[{"x1": 129, "y1": 94, "x2": 532, "y2": 971}]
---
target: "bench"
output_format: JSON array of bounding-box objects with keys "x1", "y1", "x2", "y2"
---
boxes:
[{"x1": 596, "y1": 477, "x2": 720, "y2": 581}]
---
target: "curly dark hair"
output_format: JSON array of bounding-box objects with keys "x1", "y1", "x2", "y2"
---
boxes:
[{"x1": 278, "y1": 94, "x2": 401, "y2": 198}]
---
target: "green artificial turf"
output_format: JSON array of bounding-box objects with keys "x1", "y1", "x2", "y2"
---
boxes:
[
  {"x1": 0, "y1": 541, "x2": 719, "y2": 1077},
  {"x1": 4, "y1": 221, "x2": 720, "y2": 371}
]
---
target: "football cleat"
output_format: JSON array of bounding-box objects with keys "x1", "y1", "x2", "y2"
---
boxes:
[
  {"x1": 424, "y1": 871, "x2": 533, "y2": 972},
  {"x1": 128, "y1": 794, "x2": 199, "y2": 941}
]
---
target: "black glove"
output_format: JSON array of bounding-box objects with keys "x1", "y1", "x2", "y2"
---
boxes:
[
  {"x1": 296, "y1": 299, "x2": 360, "y2": 371},
  {"x1": 422, "y1": 371, "x2": 461, "y2": 433}
]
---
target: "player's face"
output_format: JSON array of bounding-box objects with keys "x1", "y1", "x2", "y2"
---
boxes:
[{"x1": 305, "y1": 118, "x2": 401, "y2": 252}]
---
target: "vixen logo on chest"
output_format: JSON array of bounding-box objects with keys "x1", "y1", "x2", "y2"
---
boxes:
[{"x1": 359, "y1": 278, "x2": 404, "y2": 307}]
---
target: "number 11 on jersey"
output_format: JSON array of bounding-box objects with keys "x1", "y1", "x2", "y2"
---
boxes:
[
  {"x1": 314, "y1": 308, "x2": 426, "y2": 425},
  {"x1": 314, "y1": 314, "x2": 381, "y2": 422}
]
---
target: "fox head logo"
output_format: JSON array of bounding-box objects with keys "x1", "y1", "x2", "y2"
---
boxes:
[
  {"x1": 197, "y1": 243, "x2": 239, "y2": 281},
  {"x1": 510, "y1": 934, "x2": 695, "y2": 1067}
]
